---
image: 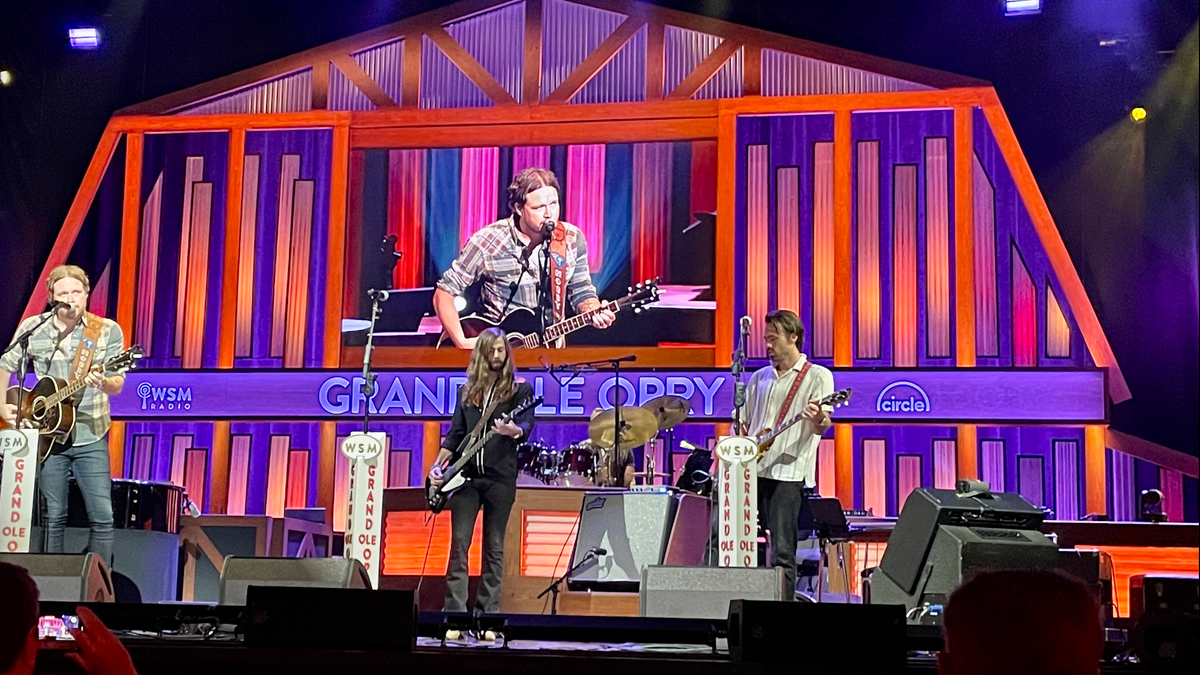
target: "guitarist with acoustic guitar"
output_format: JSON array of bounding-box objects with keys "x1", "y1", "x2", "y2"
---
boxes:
[
  {"x1": 427, "y1": 328, "x2": 535, "y2": 640},
  {"x1": 735, "y1": 310, "x2": 836, "y2": 599},
  {"x1": 1, "y1": 265, "x2": 127, "y2": 567},
  {"x1": 433, "y1": 167, "x2": 615, "y2": 350}
]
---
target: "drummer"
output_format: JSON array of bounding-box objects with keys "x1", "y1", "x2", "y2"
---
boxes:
[{"x1": 589, "y1": 409, "x2": 636, "y2": 488}]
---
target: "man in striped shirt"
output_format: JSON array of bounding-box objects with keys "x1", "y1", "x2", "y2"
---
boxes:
[
  {"x1": 2, "y1": 265, "x2": 126, "y2": 566},
  {"x1": 433, "y1": 167, "x2": 615, "y2": 349}
]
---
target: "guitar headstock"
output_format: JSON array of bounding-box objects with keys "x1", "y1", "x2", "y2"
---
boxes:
[
  {"x1": 106, "y1": 345, "x2": 145, "y2": 376},
  {"x1": 620, "y1": 279, "x2": 661, "y2": 314},
  {"x1": 510, "y1": 396, "x2": 545, "y2": 418},
  {"x1": 820, "y1": 388, "x2": 852, "y2": 408}
]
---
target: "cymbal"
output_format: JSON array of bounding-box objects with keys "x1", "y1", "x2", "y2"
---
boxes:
[
  {"x1": 641, "y1": 395, "x2": 690, "y2": 428},
  {"x1": 588, "y1": 407, "x2": 659, "y2": 450}
]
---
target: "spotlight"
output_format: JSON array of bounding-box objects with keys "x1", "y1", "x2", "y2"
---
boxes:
[
  {"x1": 1004, "y1": 0, "x2": 1042, "y2": 16},
  {"x1": 0, "y1": 70, "x2": 12, "y2": 86},
  {"x1": 1130, "y1": 106, "x2": 1148, "y2": 123},
  {"x1": 1139, "y1": 489, "x2": 1166, "y2": 523},
  {"x1": 68, "y1": 27, "x2": 101, "y2": 50}
]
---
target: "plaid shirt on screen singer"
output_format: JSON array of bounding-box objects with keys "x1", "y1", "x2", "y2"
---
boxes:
[
  {"x1": 0, "y1": 312, "x2": 126, "y2": 446},
  {"x1": 436, "y1": 217, "x2": 600, "y2": 323}
]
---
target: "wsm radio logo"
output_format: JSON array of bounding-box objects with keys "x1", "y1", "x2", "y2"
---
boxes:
[
  {"x1": 876, "y1": 381, "x2": 930, "y2": 414},
  {"x1": 137, "y1": 382, "x2": 193, "y2": 411}
]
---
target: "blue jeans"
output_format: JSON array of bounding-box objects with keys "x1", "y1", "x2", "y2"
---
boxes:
[{"x1": 40, "y1": 438, "x2": 114, "y2": 566}]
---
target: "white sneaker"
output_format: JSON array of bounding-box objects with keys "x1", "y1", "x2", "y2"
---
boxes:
[
  {"x1": 445, "y1": 629, "x2": 465, "y2": 642},
  {"x1": 473, "y1": 629, "x2": 498, "y2": 643}
]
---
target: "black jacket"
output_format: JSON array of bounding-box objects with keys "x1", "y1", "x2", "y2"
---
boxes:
[{"x1": 441, "y1": 381, "x2": 535, "y2": 480}]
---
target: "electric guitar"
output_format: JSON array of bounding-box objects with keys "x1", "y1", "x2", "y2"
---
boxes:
[
  {"x1": 425, "y1": 396, "x2": 544, "y2": 513},
  {"x1": 2, "y1": 345, "x2": 145, "y2": 462},
  {"x1": 437, "y1": 280, "x2": 660, "y2": 349},
  {"x1": 754, "y1": 388, "x2": 852, "y2": 460}
]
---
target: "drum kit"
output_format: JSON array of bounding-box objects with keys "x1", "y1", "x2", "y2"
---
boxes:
[{"x1": 514, "y1": 394, "x2": 699, "y2": 488}]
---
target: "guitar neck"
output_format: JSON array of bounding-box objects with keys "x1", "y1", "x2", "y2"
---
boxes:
[
  {"x1": 757, "y1": 412, "x2": 808, "y2": 448},
  {"x1": 45, "y1": 378, "x2": 89, "y2": 408},
  {"x1": 450, "y1": 429, "x2": 500, "y2": 473},
  {"x1": 542, "y1": 300, "x2": 619, "y2": 343}
]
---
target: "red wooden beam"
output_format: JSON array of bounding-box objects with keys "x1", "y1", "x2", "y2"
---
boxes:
[
  {"x1": 217, "y1": 128, "x2": 247, "y2": 368},
  {"x1": 325, "y1": 123, "x2": 351, "y2": 368},
  {"x1": 116, "y1": 131, "x2": 142, "y2": 339},
  {"x1": 330, "y1": 54, "x2": 399, "y2": 108},
  {"x1": 523, "y1": 0, "x2": 544, "y2": 104},
  {"x1": 954, "y1": 106, "x2": 975, "y2": 366}
]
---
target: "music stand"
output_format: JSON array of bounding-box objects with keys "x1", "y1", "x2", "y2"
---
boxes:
[{"x1": 804, "y1": 497, "x2": 853, "y2": 603}]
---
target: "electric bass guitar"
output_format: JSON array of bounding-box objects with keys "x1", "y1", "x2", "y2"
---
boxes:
[
  {"x1": 2, "y1": 345, "x2": 145, "y2": 462},
  {"x1": 753, "y1": 388, "x2": 852, "y2": 460},
  {"x1": 437, "y1": 280, "x2": 660, "y2": 349},
  {"x1": 425, "y1": 396, "x2": 544, "y2": 513}
]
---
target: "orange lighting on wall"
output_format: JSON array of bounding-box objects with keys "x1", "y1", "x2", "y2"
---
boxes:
[{"x1": 382, "y1": 511, "x2": 482, "y2": 576}]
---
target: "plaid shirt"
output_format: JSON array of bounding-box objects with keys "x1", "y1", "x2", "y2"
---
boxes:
[
  {"x1": 437, "y1": 217, "x2": 599, "y2": 324},
  {"x1": 1, "y1": 313, "x2": 125, "y2": 446}
]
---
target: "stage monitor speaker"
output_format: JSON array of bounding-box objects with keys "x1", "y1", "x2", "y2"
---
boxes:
[
  {"x1": 244, "y1": 586, "x2": 414, "y2": 651},
  {"x1": 640, "y1": 565, "x2": 786, "y2": 619},
  {"x1": 217, "y1": 556, "x2": 370, "y2": 605},
  {"x1": 876, "y1": 488, "x2": 1049, "y2": 595},
  {"x1": 0, "y1": 553, "x2": 114, "y2": 603},
  {"x1": 727, "y1": 600, "x2": 906, "y2": 669},
  {"x1": 567, "y1": 490, "x2": 680, "y2": 592}
]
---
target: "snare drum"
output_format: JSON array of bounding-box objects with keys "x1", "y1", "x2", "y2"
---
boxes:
[
  {"x1": 552, "y1": 442, "x2": 597, "y2": 487},
  {"x1": 515, "y1": 442, "x2": 555, "y2": 486}
]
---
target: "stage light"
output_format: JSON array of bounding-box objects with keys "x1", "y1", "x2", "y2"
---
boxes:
[
  {"x1": 454, "y1": 296, "x2": 468, "y2": 312},
  {"x1": 68, "y1": 27, "x2": 101, "y2": 50},
  {"x1": 1130, "y1": 106, "x2": 1148, "y2": 123},
  {"x1": 1004, "y1": 0, "x2": 1042, "y2": 16},
  {"x1": 0, "y1": 70, "x2": 12, "y2": 86}
]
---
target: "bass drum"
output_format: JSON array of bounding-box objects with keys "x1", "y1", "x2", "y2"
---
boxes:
[
  {"x1": 515, "y1": 442, "x2": 555, "y2": 486},
  {"x1": 551, "y1": 442, "x2": 596, "y2": 487}
]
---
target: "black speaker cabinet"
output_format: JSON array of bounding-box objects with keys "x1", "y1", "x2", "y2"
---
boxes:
[
  {"x1": 0, "y1": 553, "x2": 114, "y2": 602},
  {"x1": 217, "y1": 556, "x2": 370, "y2": 605},
  {"x1": 727, "y1": 600, "x2": 906, "y2": 670},
  {"x1": 244, "y1": 586, "x2": 414, "y2": 651}
]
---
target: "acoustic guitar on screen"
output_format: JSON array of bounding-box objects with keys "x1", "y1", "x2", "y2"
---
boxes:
[
  {"x1": 1, "y1": 345, "x2": 144, "y2": 462},
  {"x1": 437, "y1": 280, "x2": 660, "y2": 349}
]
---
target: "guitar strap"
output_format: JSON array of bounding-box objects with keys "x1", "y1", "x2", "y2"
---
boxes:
[
  {"x1": 68, "y1": 312, "x2": 105, "y2": 383},
  {"x1": 772, "y1": 360, "x2": 813, "y2": 431},
  {"x1": 547, "y1": 226, "x2": 572, "y2": 324}
]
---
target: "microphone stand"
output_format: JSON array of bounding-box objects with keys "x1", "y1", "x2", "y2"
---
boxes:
[
  {"x1": 537, "y1": 224, "x2": 554, "y2": 345},
  {"x1": 732, "y1": 321, "x2": 749, "y2": 436},
  {"x1": 536, "y1": 549, "x2": 599, "y2": 616},
  {"x1": 361, "y1": 290, "x2": 388, "y2": 434},
  {"x1": 3, "y1": 308, "x2": 60, "y2": 553}
]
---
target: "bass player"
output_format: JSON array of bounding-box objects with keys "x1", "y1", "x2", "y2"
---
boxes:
[
  {"x1": 432, "y1": 167, "x2": 615, "y2": 349},
  {"x1": 428, "y1": 328, "x2": 535, "y2": 639},
  {"x1": 1, "y1": 265, "x2": 126, "y2": 567}
]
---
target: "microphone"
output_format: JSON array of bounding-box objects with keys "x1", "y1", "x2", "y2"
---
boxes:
[
  {"x1": 588, "y1": 546, "x2": 607, "y2": 556},
  {"x1": 739, "y1": 315, "x2": 752, "y2": 334},
  {"x1": 540, "y1": 219, "x2": 557, "y2": 236},
  {"x1": 366, "y1": 289, "x2": 390, "y2": 302},
  {"x1": 610, "y1": 355, "x2": 637, "y2": 364},
  {"x1": 48, "y1": 300, "x2": 71, "y2": 314}
]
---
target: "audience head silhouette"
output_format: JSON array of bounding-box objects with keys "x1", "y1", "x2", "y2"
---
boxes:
[
  {"x1": 939, "y1": 570, "x2": 1103, "y2": 675},
  {"x1": 0, "y1": 562, "x2": 39, "y2": 675}
]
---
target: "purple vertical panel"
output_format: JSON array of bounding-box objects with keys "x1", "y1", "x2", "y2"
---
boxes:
[
  {"x1": 1046, "y1": 285, "x2": 1072, "y2": 358},
  {"x1": 122, "y1": 422, "x2": 213, "y2": 485},
  {"x1": 694, "y1": 46, "x2": 743, "y2": 100},
  {"x1": 1160, "y1": 469, "x2": 1184, "y2": 523},
  {"x1": 512, "y1": 146, "x2": 551, "y2": 176},
  {"x1": 745, "y1": 145, "x2": 769, "y2": 358},
  {"x1": 459, "y1": 147, "x2": 500, "y2": 242},
  {"x1": 444, "y1": 1, "x2": 525, "y2": 102},
  {"x1": 169, "y1": 435, "x2": 194, "y2": 487},
  {"x1": 855, "y1": 141, "x2": 881, "y2": 360},
  {"x1": 1018, "y1": 455, "x2": 1045, "y2": 508},
  {"x1": 176, "y1": 158, "x2": 204, "y2": 360},
  {"x1": 176, "y1": 70, "x2": 312, "y2": 115},
  {"x1": 421, "y1": 34, "x2": 492, "y2": 109},
  {"x1": 862, "y1": 438, "x2": 886, "y2": 518},
  {"x1": 973, "y1": 153, "x2": 998, "y2": 356},
  {"x1": 566, "y1": 144, "x2": 607, "y2": 273},
  {"x1": 631, "y1": 142, "x2": 673, "y2": 283},
  {"x1": 897, "y1": 455, "x2": 923, "y2": 513},
  {"x1": 1054, "y1": 440, "x2": 1080, "y2": 520},
  {"x1": 776, "y1": 167, "x2": 801, "y2": 315},
  {"x1": 266, "y1": 436, "x2": 290, "y2": 517},
  {"x1": 925, "y1": 137, "x2": 952, "y2": 359},
  {"x1": 136, "y1": 173, "x2": 163, "y2": 354},
  {"x1": 541, "y1": 0, "x2": 625, "y2": 101},
  {"x1": 760, "y1": 49, "x2": 931, "y2": 96},
  {"x1": 933, "y1": 439, "x2": 957, "y2": 489},
  {"x1": 241, "y1": 130, "x2": 333, "y2": 369},
  {"x1": 573, "y1": 24, "x2": 647, "y2": 104},
  {"x1": 1110, "y1": 449, "x2": 1135, "y2": 521},
  {"x1": 184, "y1": 448, "x2": 210, "y2": 512},
  {"x1": 227, "y1": 435, "x2": 252, "y2": 516},
  {"x1": 130, "y1": 435, "x2": 154, "y2": 480},
  {"x1": 389, "y1": 450, "x2": 412, "y2": 488},
  {"x1": 235, "y1": 155, "x2": 260, "y2": 358},
  {"x1": 270, "y1": 155, "x2": 301, "y2": 359},
  {"x1": 662, "y1": 26, "x2": 721, "y2": 97},
  {"x1": 981, "y1": 439, "x2": 1005, "y2": 492},
  {"x1": 818, "y1": 438, "x2": 836, "y2": 498},
  {"x1": 353, "y1": 39, "x2": 404, "y2": 105},
  {"x1": 284, "y1": 180, "x2": 315, "y2": 369},
  {"x1": 223, "y1": 422, "x2": 320, "y2": 516},
  {"x1": 812, "y1": 142, "x2": 835, "y2": 358}
]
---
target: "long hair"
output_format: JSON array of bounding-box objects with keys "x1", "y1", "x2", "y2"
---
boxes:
[{"x1": 463, "y1": 327, "x2": 515, "y2": 407}]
